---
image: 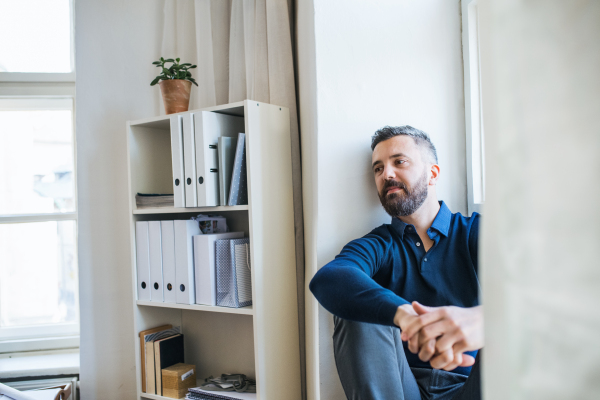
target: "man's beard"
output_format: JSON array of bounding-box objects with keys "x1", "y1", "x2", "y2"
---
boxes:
[{"x1": 378, "y1": 170, "x2": 429, "y2": 217}]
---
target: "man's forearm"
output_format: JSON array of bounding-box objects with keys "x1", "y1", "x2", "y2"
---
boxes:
[{"x1": 309, "y1": 263, "x2": 409, "y2": 326}]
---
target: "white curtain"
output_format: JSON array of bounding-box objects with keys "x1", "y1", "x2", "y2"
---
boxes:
[{"x1": 161, "y1": 1, "x2": 305, "y2": 397}]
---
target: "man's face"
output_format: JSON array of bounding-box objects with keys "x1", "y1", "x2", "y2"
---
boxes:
[{"x1": 371, "y1": 136, "x2": 430, "y2": 217}]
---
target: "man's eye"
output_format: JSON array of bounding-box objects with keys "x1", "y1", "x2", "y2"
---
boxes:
[
  {"x1": 396, "y1": 160, "x2": 405, "y2": 165},
  {"x1": 374, "y1": 167, "x2": 382, "y2": 174}
]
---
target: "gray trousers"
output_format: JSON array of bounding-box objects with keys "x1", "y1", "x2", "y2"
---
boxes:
[{"x1": 333, "y1": 317, "x2": 481, "y2": 400}]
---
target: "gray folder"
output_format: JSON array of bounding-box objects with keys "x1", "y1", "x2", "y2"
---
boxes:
[
  {"x1": 227, "y1": 133, "x2": 248, "y2": 206},
  {"x1": 218, "y1": 136, "x2": 237, "y2": 206}
]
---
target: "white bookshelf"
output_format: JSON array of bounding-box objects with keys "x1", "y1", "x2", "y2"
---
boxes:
[{"x1": 126, "y1": 100, "x2": 301, "y2": 400}]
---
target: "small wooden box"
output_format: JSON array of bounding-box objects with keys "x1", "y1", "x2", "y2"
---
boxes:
[{"x1": 162, "y1": 363, "x2": 196, "y2": 399}]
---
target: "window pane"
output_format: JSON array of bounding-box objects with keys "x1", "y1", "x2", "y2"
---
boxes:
[
  {"x1": 0, "y1": 0, "x2": 72, "y2": 73},
  {"x1": 0, "y1": 220, "x2": 79, "y2": 331},
  {"x1": 0, "y1": 99, "x2": 75, "y2": 215}
]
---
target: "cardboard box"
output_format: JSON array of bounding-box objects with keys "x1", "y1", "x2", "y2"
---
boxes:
[{"x1": 162, "y1": 363, "x2": 196, "y2": 399}]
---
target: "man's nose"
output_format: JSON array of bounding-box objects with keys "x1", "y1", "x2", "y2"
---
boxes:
[{"x1": 383, "y1": 165, "x2": 396, "y2": 180}]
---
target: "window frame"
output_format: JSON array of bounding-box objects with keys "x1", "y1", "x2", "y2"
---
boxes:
[
  {"x1": 461, "y1": 0, "x2": 486, "y2": 216},
  {"x1": 0, "y1": 0, "x2": 78, "y2": 354}
]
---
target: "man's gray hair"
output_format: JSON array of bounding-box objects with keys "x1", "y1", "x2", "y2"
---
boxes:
[{"x1": 371, "y1": 125, "x2": 438, "y2": 164}]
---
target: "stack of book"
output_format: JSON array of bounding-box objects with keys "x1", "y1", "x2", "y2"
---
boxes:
[
  {"x1": 186, "y1": 387, "x2": 256, "y2": 400},
  {"x1": 139, "y1": 325, "x2": 185, "y2": 396},
  {"x1": 136, "y1": 193, "x2": 174, "y2": 208}
]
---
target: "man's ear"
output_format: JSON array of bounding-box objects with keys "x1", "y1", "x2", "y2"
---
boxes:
[{"x1": 429, "y1": 164, "x2": 440, "y2": 185}]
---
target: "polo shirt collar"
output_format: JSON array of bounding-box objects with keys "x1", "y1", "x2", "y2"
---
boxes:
[
  {"x1": 430, "y1": 201, "x2": 451, "y2": 237},
  {"x1": 390, "y1": 201, "x2": 451, "y2": 238}
]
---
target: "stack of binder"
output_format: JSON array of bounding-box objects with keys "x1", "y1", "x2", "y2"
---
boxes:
[
  {"x1": 135, "y1": 219, "x2": 252, "y2": 308},
  {"x1": 170, "y1": 111, "x2": 247, "y2": 208},
  {"x1": 136, "y1": 220, "x2": 201, "y2": 305}
]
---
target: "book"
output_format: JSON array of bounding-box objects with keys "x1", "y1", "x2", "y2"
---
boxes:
[
  {"x1": 136, "y1": 193, "x2": 175, "y2": 208},
  {"x1": 154, "y1": 334, "x2": 185, "y2": 396},
  {"x1": 227, "y1": 133, "x2": 247, "y2": 206},
  {"x1": 186, "y1": 388, "x2": 256, "y2": 400},
  {"x1": 139, "y1": 324, "x2": 172, "y2": 393}
]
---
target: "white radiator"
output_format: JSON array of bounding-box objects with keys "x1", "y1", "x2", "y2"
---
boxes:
[{"x1": 3, "y1": 376, "x2": 77, "y2": 400}]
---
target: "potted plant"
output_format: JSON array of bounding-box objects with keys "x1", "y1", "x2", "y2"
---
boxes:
[{"x1": 151, "y1": 57, "x2": 198, "y2": 114}]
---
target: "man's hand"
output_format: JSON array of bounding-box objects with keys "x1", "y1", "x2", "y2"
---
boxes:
[
  {"x1": 394, "y1": 304, "x2": 437, "y2": 358},
  {"x1": 400, "y1": 302, "x2": 484, "y2": 371}
]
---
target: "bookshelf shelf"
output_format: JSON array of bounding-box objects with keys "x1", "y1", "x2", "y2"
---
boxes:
[
  {"x1": 133, "y1": 205, "x2": 249, "y2": 215},
  {"x1": 127, "y1": 100, "x2": 301, "y2": 400},
  {"x1": 136, "y1": 300, "x2": 253, "y2": 315}
]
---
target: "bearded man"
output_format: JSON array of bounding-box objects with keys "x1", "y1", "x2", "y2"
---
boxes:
[{"x1": 309, "y1": 126, "x2": 483, "y2": 400}]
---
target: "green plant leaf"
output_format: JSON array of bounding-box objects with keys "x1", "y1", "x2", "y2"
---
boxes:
[
  {"x1": 160, "y1": 57, "x2": 164, "y2": 62},
  {"x1": 162, "y1": 67, "x2": 170, "y2": 75},
  {"x1": 176, "y1": 58, "x2": 180, "y2": 62},
  {"x1": 165, "y1": 58, "x2": 175, "y2": 63},
  {"x1": 190, "y1": 65, "x2": 197, "y2": 69},
  {"x1": 152, "y1": 61, "x2": 161, "y2": 65},
  {"x1": 150, "y1": 77, "x2": 160, "y2": 86}
]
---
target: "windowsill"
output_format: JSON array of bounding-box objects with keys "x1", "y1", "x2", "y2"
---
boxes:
[{"x1": 0, "y1": 349, "x2": 79, "y2": 379}]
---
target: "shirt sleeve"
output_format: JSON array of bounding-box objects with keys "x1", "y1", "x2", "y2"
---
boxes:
[{"x1": 309, "y1": 232, "x2": 410, "y2": 327}]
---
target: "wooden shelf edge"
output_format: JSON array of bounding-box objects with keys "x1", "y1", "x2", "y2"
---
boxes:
[
  {"x1": 133, "y1": 205, "x2": 249, "y2": 214},
  {"x1": 136, "y1": 300, "x2": 254, "y2": 315},
  {"x1": 140, "y1": 392, "x2": 185, "y2": 400}
]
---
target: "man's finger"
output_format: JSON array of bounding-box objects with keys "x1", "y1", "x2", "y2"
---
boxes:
[
  {"x1": 418, "y1": 320, "x2": 455, "y2": 347},
  {"x1": 408, "y1": 332, "x2": 420, "y2": 354},
  {"x1": 459, "y1": 353, "x2": 476, "y2": 367},
  {"x1": 451, "y1": 340, "x2": 470, "y2": 356},
  {"x1": 418, "y1": 339, "x2": 436, "y2": 362},
  {"x1": 412, "y1": 301, "x2": 433, "y2": 315},
  {"x1": 433, "y1": 330, "x2": 463, "y2": 353},
  {"x1": 401, "y1": 310, "x2": 446, "y2": 341},
  {"x1": 442, "y1": 352, "x2": 463, "y2": 372},
  {"x1": 430, "y1": 348, "x2": 454, "y2": 370}
]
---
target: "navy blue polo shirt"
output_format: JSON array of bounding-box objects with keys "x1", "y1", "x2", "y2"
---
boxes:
[{"x1": 309, "y1": 201, "x2": 480, "y2": 375}]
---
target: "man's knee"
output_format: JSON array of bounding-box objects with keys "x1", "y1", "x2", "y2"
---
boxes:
[{"x1": 333, "y1": 317, "x2": 401, "y2": 358}]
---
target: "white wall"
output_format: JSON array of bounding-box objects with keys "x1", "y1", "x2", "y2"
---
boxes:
[
  {"x1": 75, "y1": 1, "x2": 163, "y2": 398},
  {"x1": 297, "y1": 1, "x2": 467, "y2": 398},
  {"x1": 479, "y1": 1, "x2": 600, "y2": 399}
]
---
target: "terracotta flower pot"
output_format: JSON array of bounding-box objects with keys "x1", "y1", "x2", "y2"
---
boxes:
[{"x1": 159, "y1": 79, "x2": 192, "y2": 114}]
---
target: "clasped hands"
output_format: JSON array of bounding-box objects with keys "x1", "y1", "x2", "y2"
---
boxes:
[{"x1": 393, "y1": 302, "x2": 484, "y2": 371}]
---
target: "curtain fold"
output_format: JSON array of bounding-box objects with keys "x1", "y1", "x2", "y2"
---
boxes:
[{"x1": 161, "y1": 2, "x2": 305, "y2": 399}]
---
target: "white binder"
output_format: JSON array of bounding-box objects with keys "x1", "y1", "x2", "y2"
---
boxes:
[
  {"x1": 135, "y1": 221, "x2": 151, "y2": 301},
  {"x1": 148, "y1": 221, "x2": 164, "y2": 302},
  {"x1": 170, "y1": 115, "x2": 185, "y2": 208},
  {"x1": 193, "y1": 231, "x2": 244, "y2": 306},
  {"x1": 182, "y1": 113, "x2": 198, "y2": 207},
  {"x1": 174, "y1": 219, "x2": 201, "y2": 304},
  {"x1": 161, "y1": 220, "x2": 177, "y2": 303},
  {"x1": 194, "y1": 111, "x2": 245, "y2": 206}
]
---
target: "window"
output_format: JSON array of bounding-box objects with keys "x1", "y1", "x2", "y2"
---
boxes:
[
  {"x1": 461, "y1": 0, "x2": 485, "y2": 215},
  {"x1": 0, "y1": 0, "x2": 78, "y2": 353}
]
